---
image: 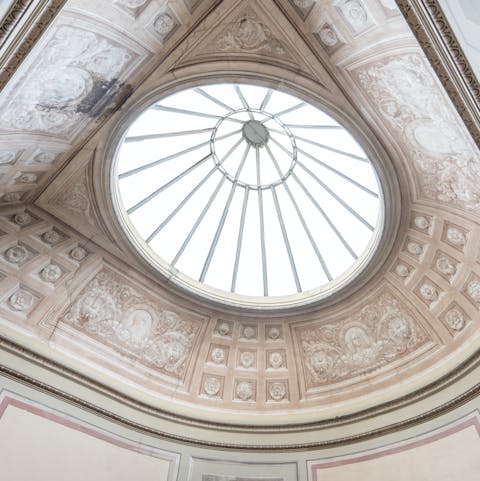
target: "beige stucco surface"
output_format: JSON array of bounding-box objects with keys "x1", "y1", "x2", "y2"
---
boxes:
[
  {"x1": 312, "y1": 424, "x2": 480, "y2": 481},
  {"x1": 0, "y1": 404, "x2": 173, "y2": 481}
]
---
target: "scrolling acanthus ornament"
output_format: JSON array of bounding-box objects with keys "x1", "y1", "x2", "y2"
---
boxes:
[
  {"x1": 297, "y1": 291, "x2": 429, "y2": 388},
  {"x1": 61, "y1": 269, "x2": 201, "y2": 379},
  {"x1": 357, "y1": 54, "x2": 480, "y2": 210},
  {"x1": 0, "y1": 25, "x2": 132, "y2": 136}
]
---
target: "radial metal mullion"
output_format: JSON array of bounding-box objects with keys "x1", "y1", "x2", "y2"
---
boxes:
[
  {"x1": 146, "y1": 165, "x2": 218, "y2": 243},
  {"x1": 269, "y1": 135, "x2": 294, "y2": 157},
  {"x1": 256, "y1": 147, "x2": 268, "y2": 296},
  {"x1": 271, "y1": 186, "x2": 301, "y2": 293},
  {"x1": 234, "y1": 85, "x2": 253, "y2": 120},
  {"x1": 265, "y1": 143, "x2": 284, "y2": 179},
  {"x1": 283, "y1": 124, "x2": 342, "y2": 130},
  {"x1": 261, "y1": 102, "x2": 305, "y2": 123},
  {"x1": 119, "y1": 139, "x2": 210, "y2": 179},
  {"x1": 200, "y1": 145, "x2": 250, "y2": 282},
  {"x1": 231, "y1": 187, "x2": 249, "y2": 293},
  {"x1": 153, "y1": 104, "x2": 243, "y2": 123},
  {"x1": 171, "y1": 176, "x2": 227, "y2": 267},
  {"x1": 298, "y1": 147, "x2": 378, "y2": 197},
  {"x1": 291, "y1": 171, "x2": 358, "y2": 260},
  {"x1": 298, "y1": 161, "x2": 374, "y2": 231},
  {"x1": 119, "y1": 129, "x2": 241, "y2": 179},
  {"x1": 265, "y1": 144, "x2": 332, "y2": 281},
  {"x1": 124, "y1": 127, "x2": 214, "y2": 143},
  {"x1": 293, "y1": 133, "x2": 369, "y2": 162},
  {"x1": 194, "y1": 87, "x2": 233, "y2": 111},
  {"x1": 260, "y1": 89, "x2": 273, "y2": 111},
  {"x1": 127, "y1": 153, "x2": 212, "y2": 215},
  {"x1": 270, "y1": 128, "x2": 368, "y2": 162}
]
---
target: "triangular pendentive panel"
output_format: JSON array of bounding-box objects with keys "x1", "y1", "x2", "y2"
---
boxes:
[
  {"x1": 36, "y1": 148, "x2": 124, "y2": 258},
  {"x1": 174, "y1": 0, "x2": 332, "y2": 89}
]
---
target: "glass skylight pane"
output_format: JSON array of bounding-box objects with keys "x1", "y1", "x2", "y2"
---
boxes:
[{"x1": 114, "y1": 82, "x2": 383, "y2": 304}]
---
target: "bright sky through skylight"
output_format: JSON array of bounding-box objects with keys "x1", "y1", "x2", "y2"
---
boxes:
[{"x1": 115, "y1": 83, "x2": 382, "y2": 299}]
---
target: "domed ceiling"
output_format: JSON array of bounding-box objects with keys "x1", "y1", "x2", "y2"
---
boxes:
[{"x1": 0, "y1": 0, "x2": 479, "y2": 432}]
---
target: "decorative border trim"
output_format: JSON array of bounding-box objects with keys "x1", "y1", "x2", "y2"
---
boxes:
[
  {"x1": 0, "y1": 0, "x2": 68, "y2": 90},
  {"x1": 395, "y1": 0, "x2": 480, "y2": 146},
  {"x1": 0, "y1": 0, "x2": 34, "y2": 44},
  {"x1": 1, "y1": 335, "x2": 479, "y2": 449}
]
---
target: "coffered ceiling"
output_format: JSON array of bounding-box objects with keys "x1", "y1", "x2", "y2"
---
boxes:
[{"x1": 0, "y1": 0, "x2": 479, "y2": 436}]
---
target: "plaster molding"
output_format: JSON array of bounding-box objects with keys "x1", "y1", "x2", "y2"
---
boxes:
[
  {"x1": 0, "y1": 0, "x2": 68, "y2": 90},
  {"x1": 395, "y1": 0, "x2": 480, "y2": 146},
  {"x1": 0, "y1": 334, "x2": 478, "y2": 448}
]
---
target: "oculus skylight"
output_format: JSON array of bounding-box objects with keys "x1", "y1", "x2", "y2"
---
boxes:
[{"x1": 113, "y1": 83, "x2": 383, "y2": 304}]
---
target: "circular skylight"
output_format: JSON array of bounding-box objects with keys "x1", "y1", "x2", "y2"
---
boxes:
[{"x1": 113, "y1": 83, "x2": 383, "y2": 306}]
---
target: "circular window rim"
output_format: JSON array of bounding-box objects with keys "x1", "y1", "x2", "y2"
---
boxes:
[{"x1": 102, "y1": 69, "x2": 401, "y2": 313}]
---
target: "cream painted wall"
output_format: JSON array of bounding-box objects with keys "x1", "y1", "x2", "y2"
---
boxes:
[
  {"x1": 311, "y1": 422, "x2": 480, "y2": 481},
  {"x1": 0, "y1": 357, "x2": 479, "y2": 481},
  {"x1": 0, "y1": 404, "x2": 174, "y2": 481}
]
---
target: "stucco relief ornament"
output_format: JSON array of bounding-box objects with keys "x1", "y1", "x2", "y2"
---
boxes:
[
  {"x1": 117, "y1": 309, "x2": 152, "y2": 345},
  {"x1": 446, "y1": 227, "x2": 466, "y2": 247},
  {"x1": 357, "y1": 54, "x2": 480, "y2": 210},
  {"x1": 395, "y1": 264, "x2": 410, "y2": 278},
  {"x1": 445, "y1": 308, "x2": 465, "y2": 331},
  {"x1": 3, "y1": 192, "x2": 23, "y2": 203},
  {"x1": 467, "y1": 280, "x2": 480, "y2": 303},
  {"x1": 217, "y1": 10, "x2": 287, "y2": 57},
  {"x1": 62, "y1": 270, "x2": 200, "y2": 379},
  {"x1": 0, "y1": 151, "x2": 15, "y2": 164},
  {"x1": 211, "y1": 347, "x2": 226, "y2": 364},
  {"x1": 318, "y1": 24, "x2": 338, "y2": 47},
  {"x1": 340, "y1": 0, "x2": 368, "y2": 31},
  {"x1": 42, "y1": 230, "x2": 62, "y2": 245},
  {"x1": 236, "y1": 381, "x2": 254, "y2": 401},
  {"x1": 113, "y1": 0, "x2": 149, "y2": 16},
  {"x1": 13, "y1": 212, "x2": 32, "y2": 226},
  {"x1": 203, "y1": 377, "x2": 221, "y2": 397},
  {"x1": 269, "y1": 382, "x2": 286, "y2": 401},
  {"x1": 267, "y1": 326, "x2": 281, "y2": 340},
  {"x1": 268, "y1": 351, "x2": 284, "y2": 369},
  {"x1": 70, "y1": 246, "x2": 87, "y2": 261},
  {"x1": 34, "y1": 151, "x2": 57, "y2": 164},
  {"x1": 419, "y1": 283, "x2": 438, "y2": 302},
  {"x1": 0, "y1": 26, "x2": 132, "y2": 136},
  {"x1": 299, "y1": 292, "x2": 427, "y2": 386},
  {"x1": 436, "y1": 256, "x2": 457, "y2": 277},
  {"x1": 407, "y1": 241, "x2": 423, "y2": 256},
  {"x1": 5, "y1": 245, "x2": 28, "y2": 264},
  {"x1": 17, "y1": 172, "x2": 37, "y2": 183},
  {"x1": 40, "y1": 264, "x2": 62, "y2": 283},
  {"x1": 242, "y1": 325, "x2": 256, "y2": 339},
  {"x1": 239, "y1": 351, "x2": 255, "y2": 368},
  {"x1": 58, "y1": 183, "x2": 90, "y2": 216},
  {"x1": 216, "y1": 321, "x2": 231, "y2": 336},
  {"x1": 153, "y1": 13, "x2": 175, "y2": 36},
  {"x1": 414, "y1": 216, "x2": 430, "y2": 230},
  {"x1": 8, "y1": 290, "x2": 34, "y2": 311}
]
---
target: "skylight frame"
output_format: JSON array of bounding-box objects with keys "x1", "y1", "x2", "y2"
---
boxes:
[{"x1": 110, "y1": 80, "x2": 386, "y2": 310}]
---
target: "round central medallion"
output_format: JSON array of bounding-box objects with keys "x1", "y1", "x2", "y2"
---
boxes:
[
  {"x1": 242, "y1": 119, "x2": 270, "y2": 147},
  {"x1": 212, "y1": 109, "x2": 296, "y2": 190}
]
